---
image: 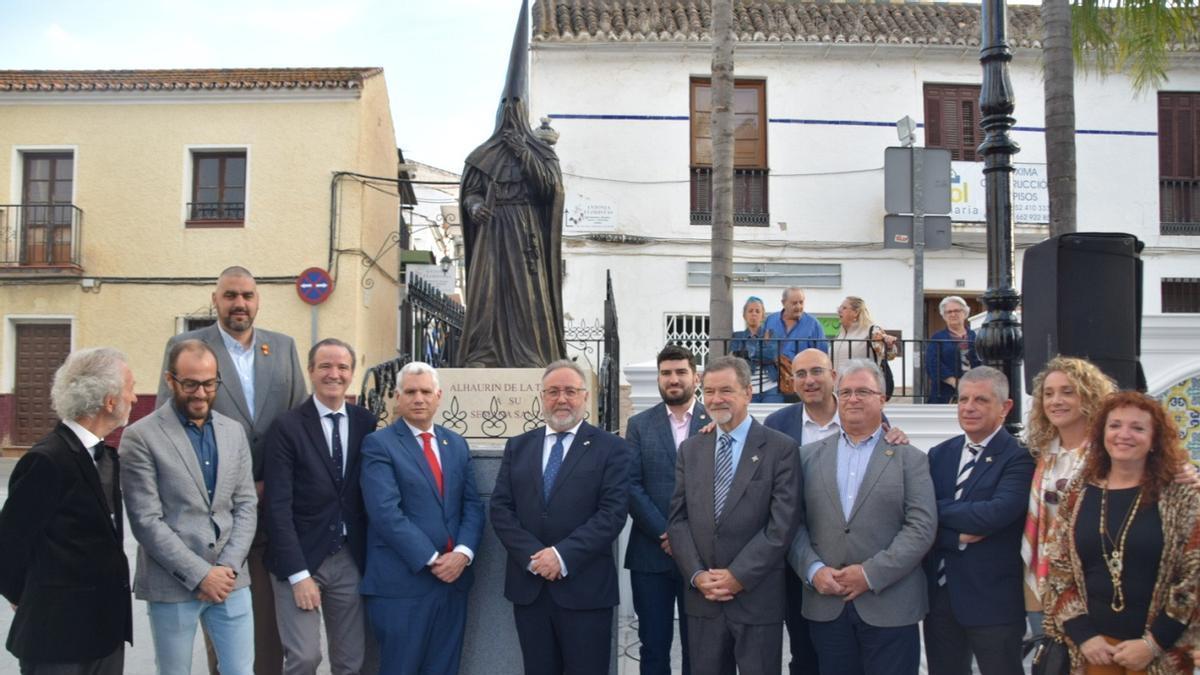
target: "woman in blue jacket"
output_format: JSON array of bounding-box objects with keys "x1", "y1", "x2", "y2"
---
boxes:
[
  {"x1": 731, "y1": 296, "x2": 781, "y2": 402},
  {"x1": 925, "y1": 295, "x2": 981, "y2": 403}
]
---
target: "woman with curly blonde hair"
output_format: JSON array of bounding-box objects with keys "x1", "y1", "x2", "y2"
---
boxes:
[
  {"x1": 1042, "y1": 391, "x2": 1200, "y2": 673},
  {"x1": 1023, "y1": 357, "x2": 1116, "y2": 634}
]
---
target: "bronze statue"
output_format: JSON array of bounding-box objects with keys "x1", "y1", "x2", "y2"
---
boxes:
[{"x1": 458, "y1": 0, "x2": 566, "y2": 368}]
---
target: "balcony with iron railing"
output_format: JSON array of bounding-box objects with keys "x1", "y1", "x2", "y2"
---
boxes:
[
  {"x1": 187, "y1": 201, "x2": 245, "y2": 226},
  {"x1": 0, "y1": 203, "x2": 84, "y2": 272},
  {"x1": 1159, "y1": 179, "x2": 1200, "y2": 235},
  {"x1": 690, "y1": 167, "x2": 769, "y2": 226}
]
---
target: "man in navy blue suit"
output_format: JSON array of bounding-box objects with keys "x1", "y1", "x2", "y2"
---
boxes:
[
  {"x1": 764, "y1": 348, "x2": 907, "y2": 674},
  {"x1": 923, "y1": 366, "x2": 1033, "y2": 675},
  {"x1": 359, "y1": 361, "x2": 485, "y2": 674},
  {"x1": 264, "y1": 338, "x2": 376, "y2": 675},
  {"x1": 625, "y1": 345, "x2": 709, "y2": 675},
  {"x1": 490, "y1": 360, "x2": 631, "y2": 675}
]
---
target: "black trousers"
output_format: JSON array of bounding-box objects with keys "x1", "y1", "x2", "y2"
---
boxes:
[
  {"x1": 922, "y1": 586, "x2": 1025, "y2": 675},
  {"x1": 513, "y1": 587, "x2": 613, "y2": 675},
  {"x1": 20, "y1": 645, "x2": 124, "y2": 675},
  {"x1": 784, "y1": 565, "x2": 820, "y2": 674}
]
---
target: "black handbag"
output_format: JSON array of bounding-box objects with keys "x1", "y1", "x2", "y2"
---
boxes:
[
  {"x1": 868, "y1": 326, "x2": 896, "y2": 401},
  {"x1": 1030, "y1": 636, "x2": 1071, "y2": 675}
]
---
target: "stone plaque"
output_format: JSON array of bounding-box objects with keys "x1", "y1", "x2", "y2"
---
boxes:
[{"x1": 434, "y1": 368, "x2": 597, "y2": 440}]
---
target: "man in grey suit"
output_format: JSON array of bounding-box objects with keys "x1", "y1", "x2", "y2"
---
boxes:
[
  {"x1": 788, "y1": 359, "x2": 936, "y2": 675},
  {"x1": 159, "y1": 265, "x2": 307, "y2": 675},
  {"x1": 667, "y1": 356, "x2": 801, "y2": 675},
  {"x1": 123, "y1": 339, "x2": 259, "y2": 675},
  {"x1": 625, "y1": 344, "x2": 709, "y2": 675}
]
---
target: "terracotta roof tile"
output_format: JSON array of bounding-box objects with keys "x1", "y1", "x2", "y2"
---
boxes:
[
  {"x1": 0, "y1": 68, "x2": 383, "y2": 93},
  {"x1": 534, "y1": 0, "x2": 1042, "y2": 48}
]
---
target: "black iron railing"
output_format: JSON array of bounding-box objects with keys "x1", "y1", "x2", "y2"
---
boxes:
[
  {"x1": 681, "y1": 337, "x2": 982, "y2": 403},
  {"x1": 0, "y1": 203, "x2": 83, "y2": 266},
  {"x1": 187, "y1": 201, "x2": 245, "y2": 222},
  {"x1": 690, "y1": 167, "x2": 769, "y2": 226},
  {"x1": 404, "y1": 274, "x2": 464, "y2": 369},
  {"x1": 1159, "y1": 179, "x2": 1200, "y2": 235}
]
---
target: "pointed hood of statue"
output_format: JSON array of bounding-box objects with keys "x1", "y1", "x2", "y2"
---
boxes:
[{"x1": 494, "y1": 0, "x2": 530, "y2": 132}]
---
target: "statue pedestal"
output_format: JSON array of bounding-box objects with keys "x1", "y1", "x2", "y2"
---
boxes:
[{"x1": 434, "y1": 368, "x2": 597, "y2": 442}]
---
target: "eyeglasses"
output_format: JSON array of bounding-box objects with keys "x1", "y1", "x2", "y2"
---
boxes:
[
  {"x1": 543, "y1": 387, "x2": 584, "y2": 400},
  {"x1": 170, "y1": 373, "x2": 222, "y2": 394},
  {"x1": 793, "y1": 367, "x2": 828, "y2": 380},
  {"x1": 836, "y1": 388, "x2": 881, "y2": 400}
]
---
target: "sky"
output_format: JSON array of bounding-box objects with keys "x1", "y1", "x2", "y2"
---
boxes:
[{"x1": 0, "y1": 0, "x2": 521, "y2": 172}]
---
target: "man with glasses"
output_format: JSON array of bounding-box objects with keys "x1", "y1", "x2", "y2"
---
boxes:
[
  {"x1": 490, "y1": 360, "x2": 631, "y2": 675},
  {"x1": 159, "y1": 265, "x2": 306, "y2": 675},
  {"x1": 764, "y1": 348, "x2": 907, "y2": 675},
  {"x1": 122, "y1": 339, "x2": 258, "y2": 674},
  {"x1": 263, "y1": 339, "x2": 377, "y2": 675},
  {"x1": 787, "y1": 359, "x2": 935, "y2": 675}
]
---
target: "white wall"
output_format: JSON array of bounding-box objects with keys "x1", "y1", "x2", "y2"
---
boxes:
[{"x1": 531, "y1": 43, "x2": 1200, "y2": 366}]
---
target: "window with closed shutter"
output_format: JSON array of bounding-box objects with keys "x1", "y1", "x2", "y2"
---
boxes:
[
  {"x1": 924, "y1": 84, "x2": 983, "y2": 162},
  {"x1": 1162, "y1": 278, "x2": 1200, "y2": 312},
  {"x1": 1158, "y1": 92, "x2": 1200, "y2": 235},
  {"x1": 690, "y1": 78, "x2": 769, "y2": 226}
]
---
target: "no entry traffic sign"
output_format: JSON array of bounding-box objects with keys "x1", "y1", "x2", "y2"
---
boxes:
[{"x1": 296, "y1": 267, "x2": 334, "y2": 305}]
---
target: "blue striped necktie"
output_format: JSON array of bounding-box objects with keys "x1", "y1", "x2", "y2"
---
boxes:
[
  {"x1": 543, "y1": 432, "x2": 566, "y2": 501},
  {"x1": 714, "y1": 434, "x2": 734, "y2": 522}
]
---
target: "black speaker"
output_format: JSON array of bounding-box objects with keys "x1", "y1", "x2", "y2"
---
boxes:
[{"x1": 1021, "y1": 233, "x2": 1145, "y2": 393}]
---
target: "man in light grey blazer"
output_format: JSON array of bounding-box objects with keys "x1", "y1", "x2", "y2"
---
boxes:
[
  {"x1": 159, "y1": 265, "x2": 306, "y2": 675},
  {"x1": 787, "y1": 359, "x2": 936, "y2": 675},
  {"x1": 124, "y1": 339, "x2": 259, "y2": 675},
  {"x1": 667, "y1": 356, "x2": 801, "y2": 675}
]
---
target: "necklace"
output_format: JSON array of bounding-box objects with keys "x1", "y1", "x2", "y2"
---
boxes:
[{"x1": 1098, "y1": 482, "x2": 1143, "y2": 613}]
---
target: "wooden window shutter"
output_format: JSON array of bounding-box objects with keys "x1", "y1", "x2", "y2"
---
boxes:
[{"x1": 924, "y1": 84, "x2": 982, "y2": 162}]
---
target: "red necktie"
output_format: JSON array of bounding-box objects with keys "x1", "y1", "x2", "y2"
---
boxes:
[{"x1": 420, "y1": 432, "x2": 453, "y2": 552}]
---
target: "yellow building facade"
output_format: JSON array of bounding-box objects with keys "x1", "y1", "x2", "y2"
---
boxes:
[{"x1": 0, "y1": 68, "x2": 402, "y2": 449}]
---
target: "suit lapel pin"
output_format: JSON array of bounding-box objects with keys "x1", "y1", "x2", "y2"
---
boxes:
[
  {"x1": 442, "y1": 439, "x2": 449, "y2": 446},
  {"x1": 985, "y1": 456, "x2": 994, "y2": 463},
  {"x1": 885, "y1": 449, "x2": 895, "y2": 457},
  {"x1": 751, "y1": 455, "x2": 760, "y2": 463},
  {"x1": 700, "y1": 414, "x2": 707, "y2": 420},
  {"x1": 261, "y1": 343, "x2": 270, "y2": 356},
  {"x1": 583, "y1": 440, "x2": 591, "y2": 446}
]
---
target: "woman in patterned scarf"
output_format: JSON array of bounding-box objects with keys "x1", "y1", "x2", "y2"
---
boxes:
[
  {"x1": 1042, "y1": 391, "x2": 1200, "y2": 673},
  {"x1": 1023, "y1": 357, "x2": 1117, "y2": 637}
]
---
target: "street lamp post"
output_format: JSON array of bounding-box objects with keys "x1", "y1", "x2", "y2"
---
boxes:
[{"x1": 976, "y1": 0, "x2": 1025, "y2": 433}]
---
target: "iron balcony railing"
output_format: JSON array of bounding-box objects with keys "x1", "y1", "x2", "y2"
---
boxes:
[
  {"x1": 0, "y1": 203, "x2": 83, "y2": 267},
  {"x1": 187, "y1": 201, "x2": 245, "y2": 222},
  {"x1": 690, "y1": 167, "x2": 770, "y2": 226},
  {"x1": 1159, "y1": 179, "x2": 1200, "y2": 235},
  {"x1": 685, "y1": 337, "x2": 984, "y2": 403}
]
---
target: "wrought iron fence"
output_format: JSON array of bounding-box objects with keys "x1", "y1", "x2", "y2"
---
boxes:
[
  {"x1": 187, "y1": 201, "x2": 245, "y2": 222},
  {"x1": 0, "y1": 204, "x2": 84, "y2": 267},
  {"x1": 1159, "y1": 179, "x2": 1200, "y2": 235},
  {"x1": 678, "y1": 336, "x2": 982, "y2": 403},
  {"x1": 404, "y1": 274, "x2": 464, "y2": 369}
]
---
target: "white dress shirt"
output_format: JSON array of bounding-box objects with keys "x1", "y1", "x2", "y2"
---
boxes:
[{"x1": 535, "y1": 421, "x2": 584, "y2": 577}]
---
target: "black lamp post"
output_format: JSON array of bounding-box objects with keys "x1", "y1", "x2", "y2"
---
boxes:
[{"x1": 975, "y1": 0, "x2": 1025, "y2": 433}]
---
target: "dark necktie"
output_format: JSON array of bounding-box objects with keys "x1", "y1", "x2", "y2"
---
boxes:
[
  {"x1": 543, "y1": 432, "x2": 566, "y2": 501},
  {"x1": 714, "y1": 434, "x2": 734, "y2": 522},
  {"x1": 326, "y1": 413, "x2": 345, "y2": 483},
  {"x1": 91, "y1": 443, "x2": 116, "y2": 523}
]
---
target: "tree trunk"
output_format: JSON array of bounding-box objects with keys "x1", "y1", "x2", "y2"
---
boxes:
[
  {"x1": 709, "y1": 0, "x2": 735, "y2": 358},
  {"x1": 1043, "y1": 0, "x2": 1077, "y2": 236}
]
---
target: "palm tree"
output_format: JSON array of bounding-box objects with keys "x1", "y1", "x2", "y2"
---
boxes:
[
  {"x1": 1042, "y1": 0, "x2": 1200, "y2": 236},
  {"x1": 709, "y1": 0, "x2": 735, "y2": 357}
]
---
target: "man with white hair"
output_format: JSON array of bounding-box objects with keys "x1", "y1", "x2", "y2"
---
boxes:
[
  {"x1": 490, "y1": 360, "x2": 631, "y2": 675},
  {"x1": 359, "y1": 361, "x2": 484, "y2": 674},
  {"x1": 0, "y1": 347, "x2": 137, "y2": 674}
]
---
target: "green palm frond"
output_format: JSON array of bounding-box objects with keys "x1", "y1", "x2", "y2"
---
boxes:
[{"x1": 1071, "y1": 0, "x2": 1200, "y2": 92}]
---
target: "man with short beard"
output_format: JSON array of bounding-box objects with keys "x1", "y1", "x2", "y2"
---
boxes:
[
  {"x1": 159, "y1": 265, "x2": 306, "y2": 675},
  {"x1": 0, "y1": 348, "x2": 136, "y2": 674},
  {"x1": 123, "y1": 339, "x2": 258, "y2": 675},
  {"x1": 625, "y1": 345, "x2": 710, "y2": 675},
  {"x1": 490, "y1": 360, "x2": 631, "y2": 675},
  {"x1": 667, "y1": 356, "x2": 801, "y2": 675}
]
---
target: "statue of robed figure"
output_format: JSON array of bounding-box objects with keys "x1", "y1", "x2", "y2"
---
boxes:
[{"x1": 457, "y1": 0, "x2": 567, "y2": 368}]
